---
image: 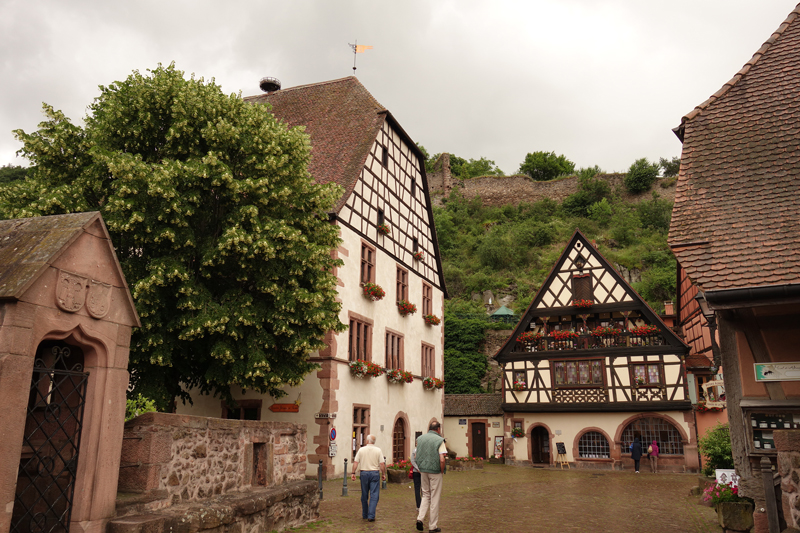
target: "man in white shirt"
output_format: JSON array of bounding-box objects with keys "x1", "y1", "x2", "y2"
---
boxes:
[{"x1": 351, "y1": 434, "x2": 386, "y2": 522}]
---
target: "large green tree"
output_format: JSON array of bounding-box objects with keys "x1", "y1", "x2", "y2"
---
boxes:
[
  {"x1": 518, "y1": 151, "x2": 575, "y2": 181},
  {"x1": 4, "y1": 64, "x2": 346, "y2": 406}
]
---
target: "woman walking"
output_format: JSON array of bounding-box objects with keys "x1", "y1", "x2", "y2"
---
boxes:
[{"x1": 649, "y1": 440, "x2": 659, "y2": 473}]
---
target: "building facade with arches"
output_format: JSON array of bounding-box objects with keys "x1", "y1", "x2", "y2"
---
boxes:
[{"x1": 491, "y1": 230, "x2": 698, "y2": 471}]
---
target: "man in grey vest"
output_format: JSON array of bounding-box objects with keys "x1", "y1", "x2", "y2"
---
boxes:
[{"x1": 415, "y1": 421, "x2": 447, "y2": 532}]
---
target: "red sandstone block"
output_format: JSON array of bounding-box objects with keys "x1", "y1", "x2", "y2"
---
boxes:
[
  {"x1": 117, "y1": 463, "x2": 161, "y2": 493},
  {"x1": 775, "y1": 430, "x2": 800, "y2": 452}
]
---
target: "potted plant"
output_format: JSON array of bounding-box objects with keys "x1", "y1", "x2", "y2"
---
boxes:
[
  {"x1": 572, "y1": 299, "x2": 593, "y2": 309},
  {"x1": 702, "y1": 482, "x2": 754, "y2": 531},
  {"x1": 362, "y1": 282, "x2": 385, "y2": 301},
  {"x1": 488, "y1": 454, "x2": 504, "y2": 464},
  {"x1": 511, "y1": 427, "x2": 525, "y2": 438},
  {"x1": 552, "y1": 330, "x2": 579, "y2": 341},
  {"x1": 512, "y1": 381, "x2": 526, "y2": 391},
  {"x1": 423, "y1": 377, "x2": 444, "y2": 390},
  {"x1": 634, "y1": 376, "x2": 646, "y2": 386},
  {"x1": 517, "y1": 331, "x2": 543, "y2": 344},
  {"x1": 412, "y1": 250, "x2": 424, "y2": 261},
  {"x1": 386, "y1": 368, "x2": 414, "y2": 384},
  {"x1": 377, "y1": 223, "x2": 390, "y2": 236},
  {"x1": 397, "y1": 300, "x2": 417, "y2": 316},
  {"x1": 697, "y1": 401, "x2": 725, "y2": 413},
  {"x1": 423, "y1": 314, "x2": 441, "y2": 326},
  {"x1": 591, "y1": 326, "x2": 622, "y2": 337},
  {"x1": 629, "y1": 324, "x2": 659, "y2": 336}
]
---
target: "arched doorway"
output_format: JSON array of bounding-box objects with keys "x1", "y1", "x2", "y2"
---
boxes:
[
  {"x1": 393, "y1": 418, "x2": 406, "y2": 463},
  {"x1": 530, "y1": 426, "x2": 551, "y2": 464},
  {"x1": 13, "y1": 340, "x2": 89, "y2": 532}
]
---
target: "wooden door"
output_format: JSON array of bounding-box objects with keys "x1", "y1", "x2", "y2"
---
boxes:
[
  {"x1": 392, "y1": 419, "x2": 405, "y2": 463},
  {"x1": 471, "y1": 423, "x2": 486, "y2": 459},
  {"x1": 531, "y1": 426, "x2": 550, "y2": 464}
]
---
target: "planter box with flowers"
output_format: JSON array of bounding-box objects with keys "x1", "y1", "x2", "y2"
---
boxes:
[
  {"x1": 629, "y1": 325, "x2": 659, "y2": 336},
  {"x1": 386, "y1": 459, "x2": 411, "y2": 483},
  {"x1": 423, "y1": 377, "x2": 444, "y2": 390},
  {"x1": 350, "y1": 360, "x2": 385, "y2": 379},
  {"x1": 362, "y1": 282, "x2": 385, "y2": 301},
  {"x1": 412, "y1": 250, "x2": 424, "y2": 261},
  {"x1": 572, "y1": 299, "x2": 593, "y2": 309},
  {"x1": 423, "y1": 314, "x2": 441, "y2": 326},
  {"x1": 512, "y1": 381, "x2": 526, "y2": 391},
  {"x1": 517, "y1": 331, "x2": 543, "y2": 351},
  {"x1": 551, "y1": 330, "x2": 579, "y2": 349},
  {"x1": 377, "y1": 223, "x2": 390, "y2": 236},
  {"x1": 397, "y1": 300, "x2": 417, "y2": 316},
  {"x1": 511, "y1": 427, "x2": 525, "y2": 438},
  {"x1": 696, "y1": 401, "x2": 725, "y2": 413},
  {"x1": 591, "y1": 326, "x2": 623, "y2": 347},
  {"x1": 702, "y1": 482, "x2": 754, "y2": 532},
  {"x1": 386, "y1": 368, "x2": 414, "y2": 384}
]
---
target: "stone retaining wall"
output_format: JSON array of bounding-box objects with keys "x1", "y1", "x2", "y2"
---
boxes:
[
  {"x1": 776, "y1": 430, "x2": 800, "y2": 530},
  {"x1": 118, "y1": 413, "x2": 307, "y2": 509},
  {"x1": 108, "y1": 480, "x2": 319, "y2": 533}
]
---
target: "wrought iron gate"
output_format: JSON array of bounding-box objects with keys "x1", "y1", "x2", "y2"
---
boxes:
[{"x1": 12, "y1": 345, "x2": 89, "y2": 533}]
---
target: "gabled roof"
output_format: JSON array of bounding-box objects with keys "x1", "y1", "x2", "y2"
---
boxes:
[
  {"x1": 444, "y1": 393, "x2": 504, "y2": 417},
  {"x1": 247, "y1": 77, "x2": 400, "y2": 213},
  {"x1": 491, "y1": 305, "x2": 516, "y2": 316},
  {"x1": 0, "y1": 212, "x2": 140, "y2": 325},
  {"x1": 669, "y1": 5, "x2": 800, "y2": 294},
  {"x1": 496, "y1": 229, "x2": 688, "y2": 362}
]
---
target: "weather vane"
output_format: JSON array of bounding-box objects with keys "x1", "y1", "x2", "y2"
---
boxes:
[{"x1": 348, "y1": 40, "x2": 373, "y2": 75}]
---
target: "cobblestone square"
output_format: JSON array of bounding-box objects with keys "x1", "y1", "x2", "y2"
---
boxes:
[{"x1": 290, "y1": 464, "x2": 722, "y2": 533}]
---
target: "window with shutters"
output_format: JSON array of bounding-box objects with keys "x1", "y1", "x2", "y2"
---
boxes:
[
  {"x1": 422, "y1": 282, "x2": 432, "y2": 316},
  {"x1": 396, "y1": 266, "x2": 408, "y2": 302},
  {"x1": 421, "y1": 342, "x2": 435, "y2": 378},
  {"x1": 361, "y1": 243, "x2": 375, "y2": 284},
  {"x1": 386, "y1": 330, "x2": 403, "y2": 370},
  {"x1": 349, "y1": 315, "x2": 373, "y2": 362},
  {"x1": 572, "y1": 274, "x2": 592, "y2": 301}
]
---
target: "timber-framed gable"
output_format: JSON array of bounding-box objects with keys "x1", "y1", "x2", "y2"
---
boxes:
[{"x1": 496, "y1": 230, "x2": 690, "y2": 413}]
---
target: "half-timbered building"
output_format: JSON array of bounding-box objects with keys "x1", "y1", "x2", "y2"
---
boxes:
[
  {"x1": 179, "y1": 77, "x2": 446, "y2": 478},
  {"x1": 495, "y1": 230, "x2": 698, "y2": 471}
]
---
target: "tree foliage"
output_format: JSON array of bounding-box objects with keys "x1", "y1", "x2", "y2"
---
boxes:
[
  {"x1": 443, "y1": 310, "x2": 489, "y2": 394},
  {"x1": 0, "y1": 164, "x2": 28, "y2": 184},
  {"x1": 659, "y1": 156, "x2": 681, "y2": 177},
  {"x1": 518, "y1": 151, "x2": 575, "y2": 181},
  {"x1": 698, "y1": 422, "x2": 734, "y2": 477},
  {"x1": 4, "y1": 64, "x2": 346, "y2": 407},
  {"x1": 624, "y1": 157, "x2": 660, "y2": 193}
]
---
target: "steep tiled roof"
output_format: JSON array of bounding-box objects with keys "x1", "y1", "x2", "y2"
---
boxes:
[
  {"x1": 669, "y1": 5, "x2": 800, "y2": 291},
  {"x1": 0, "y1": 212, "x2": 99, "y2": 299},
  {"x1": 444, "y1": 394, "x2": 504, "y2": 416},
  {"x1": 245, "y1": 77, "x2": 387, "y2": 212}
]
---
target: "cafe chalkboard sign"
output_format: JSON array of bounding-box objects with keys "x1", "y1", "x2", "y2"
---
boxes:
[{"x1": 556, "y1": 442, "x2": 567, "y2": 455}]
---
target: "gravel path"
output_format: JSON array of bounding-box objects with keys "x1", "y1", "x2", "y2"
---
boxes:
[{"x1": 287, "y1": 464, "x2": 722, "y2": 533}]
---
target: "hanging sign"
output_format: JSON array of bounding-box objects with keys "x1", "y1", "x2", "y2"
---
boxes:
[
  {"x1": 755, "y1": 362, "x2": 800, "y2": 382},
  {"x1": 269, "y1": 403, "x2": 299, "y2": 413}
]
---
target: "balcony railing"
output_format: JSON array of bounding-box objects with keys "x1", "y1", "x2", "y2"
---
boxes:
[{"x1": 516, "y1": 332, "x2": 664, "y2": 352}]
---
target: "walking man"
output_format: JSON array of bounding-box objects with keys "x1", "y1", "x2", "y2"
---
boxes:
[
  {"x1": 415, "y1": 421, "x2": 447, "y2": 532},
  {"x1": 351, "y1": 434, "x2": 386, "y2": 522}
]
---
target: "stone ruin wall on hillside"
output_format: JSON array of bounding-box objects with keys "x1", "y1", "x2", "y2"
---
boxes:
[{"x1": 427, "y1": 153, "x2": 676, "y2": 208}]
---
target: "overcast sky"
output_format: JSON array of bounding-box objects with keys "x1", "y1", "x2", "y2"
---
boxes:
[{"x1": 1, "y1": 0, "x2": 797, "y2": 175}]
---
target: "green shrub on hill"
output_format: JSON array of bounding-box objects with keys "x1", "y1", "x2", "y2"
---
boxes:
[{"x1": 624, "y1": 158, "x2": 660, "y2": 193}]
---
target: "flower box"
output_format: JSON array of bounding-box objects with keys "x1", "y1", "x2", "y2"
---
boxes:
[
  {"x1": 511, "y1": 428, "x2": 525, "y2": 438},
  {"x1": 423, "y1": 377, "x2": 444, "y2": 390},
  {"x1": 512, "y1": 381, "x2": 526, "y2": 391},
  {"x1": 412, "y1": 250, "x2": 424, "y2": 261},
  {"x1": 377, "y1": 223, "x2": 390, "y2": 236},
  {"x1": 552, "y1": 330, "x2": 579, "y2": 341},
  {"x1": 629, "y1": 325, "x2": 659, "y2": 336},
  {"x1": 397, "y1": 300, "x2": 417, "y2": 316},
  {"x1": 516, "y1": 331, "x2": 543, "y2": 343},
  {"x1": 386, "y1": 368, "x2": 413, "y2": 384},
  {"x1": 349, "y1": 360, "x2": 384, "y2": 379},
  {"x1": 362, "y1": 282, "x2": 385, "y2": 301},
  {"x1": 423, "y1": 314, "x2": 441, "y2": 326},
  {"x1": 572, "y1": 299, "x2": 593, "y2": 309},
  {"x1": 591, "y1": 326, "x2": 622, "y2": 337}
]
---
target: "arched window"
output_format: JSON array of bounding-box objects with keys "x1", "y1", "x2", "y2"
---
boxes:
[
  {"x1": 578, "y1": 431, "x2": 609, "y2": 458},
  {"x1": 621, "y1": 417, "x2": 684, "y2": 455}
]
